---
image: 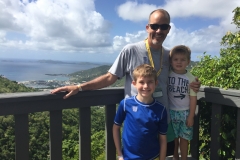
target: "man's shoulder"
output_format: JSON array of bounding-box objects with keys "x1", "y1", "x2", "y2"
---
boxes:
[
  {"x1": 163, "y1": 46, "x2": 170, "y2": 54},
  {"x1": 123, "y1": 41, "x2": 145, "y2": 50}
]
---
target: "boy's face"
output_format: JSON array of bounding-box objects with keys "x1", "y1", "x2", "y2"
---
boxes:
[
  {"x1": 132, "y1": 76, "x2": 157, "y2": 98},
  {"x1": 171, "y1": 53, "x2": 190, "y2": 74}
]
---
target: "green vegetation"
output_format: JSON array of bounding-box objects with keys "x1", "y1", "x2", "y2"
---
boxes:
[
  {"x1": 69, "y1": 65, "x2": 125, "y2": 87},
  {"x1": 191, "y1": 7, "x2": 240, "y2": 159},
  {"x1": 0, "y1": 77, "x2": 40, "y2": 159},
  {"x1": 192, "y1": 7, "x2": 240, "y2": 89},
  {"x1": 0, "y1": 7, "x2": 239, "y2": 160},
  {"x1": 0, "y1": 76, "x2": 38, "y2": 93},
  {"x1": 0, "y1": 76, "x2": 106, "y2": 160}
]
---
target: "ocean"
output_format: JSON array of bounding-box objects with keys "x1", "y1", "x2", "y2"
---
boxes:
[{"x1": 0, "y1": 58, "x2": 104, "y2": 82}]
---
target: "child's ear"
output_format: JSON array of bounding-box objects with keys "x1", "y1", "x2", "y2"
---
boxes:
[
  {"x1": 155, "y1": 80, "x2": 158, "y2": 85},
  {"x1": 132, "y1": 81, "x2": 136, "y2": 86}
]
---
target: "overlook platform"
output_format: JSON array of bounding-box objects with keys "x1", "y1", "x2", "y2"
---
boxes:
[{"x1": 0, "y1": 87, "x2": 239, "y2": 160}]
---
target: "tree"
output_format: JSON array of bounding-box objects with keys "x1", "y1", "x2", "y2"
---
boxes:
[
  {"x1": 191, "y1": 7, "x2": 240, "y2": 159},
  {"x1": 192, "y1": 7, "x2": 240, "y2": 89},
  {"x1": 0, "y1": 71, "x2": 108, "y2": 159}
]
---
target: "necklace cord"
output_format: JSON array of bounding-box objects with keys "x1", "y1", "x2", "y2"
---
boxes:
[{"x1": 145, "y1": 39, "x2": 163, "y2": 76}]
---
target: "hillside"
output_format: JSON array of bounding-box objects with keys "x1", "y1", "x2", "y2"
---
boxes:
[
  {"x1": 0, "y1": 76, "x2": 38, "y2": 93},
  {"x1": 68, "y1": 61, "x2": 198, "y2": 87},
  {"x1": 69, "y1": 65, "x2": 125, "y2": 87}
]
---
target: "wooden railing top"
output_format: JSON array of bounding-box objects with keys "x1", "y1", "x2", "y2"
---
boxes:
[
  {"x1": 0, "y1": 86, "x2": 240, "y2": 116},
  {"x1": 198, "y1": 86, "x2": 240, "y2": 108},
  {"x1": 0, "y1": 87, "x2": 124, "y2": 116}
]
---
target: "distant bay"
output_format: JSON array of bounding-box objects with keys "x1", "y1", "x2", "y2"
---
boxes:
[{"x1": 0, "y1": 58, "x2": 106, "y2": 82}]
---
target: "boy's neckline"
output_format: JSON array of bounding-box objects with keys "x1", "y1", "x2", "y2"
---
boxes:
[
  {"x1": 135, "y1": 95, "x2": 154, "y2": 104},
  {"x1": 172, "y1": 69, "x2": 187, "y2": 74}
]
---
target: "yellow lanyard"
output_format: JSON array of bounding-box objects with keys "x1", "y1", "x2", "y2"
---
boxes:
[{"x1": 145, "y1": 39, "x2": 163, "y2": 76}]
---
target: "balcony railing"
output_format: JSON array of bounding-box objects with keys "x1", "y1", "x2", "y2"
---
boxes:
[{"x1": 0, "y1": 87, "x2": 239, "y2": 160}]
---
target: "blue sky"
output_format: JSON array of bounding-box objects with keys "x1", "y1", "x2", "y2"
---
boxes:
[{"x1": 0, "y1": 0, "x2": 239, "y2": 63}]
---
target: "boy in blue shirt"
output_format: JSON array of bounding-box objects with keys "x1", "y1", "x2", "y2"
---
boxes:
[
  {"x1": 113, "y1": 64, "x2": 168, "y2": 160},
  {"x1": 168, "y1": 45, "x2": 197, "y2": 160}
]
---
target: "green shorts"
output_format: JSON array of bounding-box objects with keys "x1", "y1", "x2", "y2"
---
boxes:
[
  {"x1": 169, "y1": 109, "x2": 193, "y2": 141},
  {"x1": 166, "y1": 122, "x2": 175, "y2": 142}
]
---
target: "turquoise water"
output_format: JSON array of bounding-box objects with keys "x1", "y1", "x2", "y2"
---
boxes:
[{"x1": 0, "y1": 59, "x2": 102, "y2": 82}]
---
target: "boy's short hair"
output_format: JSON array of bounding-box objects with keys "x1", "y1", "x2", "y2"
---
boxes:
[
  {"x1": 170, "y1": 45, "x2": 191, "y2": 60},
  {"x1": 132, "y1": 64, "x2": 157, "y2": 81}
]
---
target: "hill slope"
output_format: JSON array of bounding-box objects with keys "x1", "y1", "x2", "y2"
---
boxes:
[
  {"x1": 0, "y1": 76, "x2": 38, "y2": 93},
  {"x1": 69, "y1": 65, "x2": 125, "y2": 87},
  {"x1": 68, "y1": 61, "x2": 198, "y2": 87}
]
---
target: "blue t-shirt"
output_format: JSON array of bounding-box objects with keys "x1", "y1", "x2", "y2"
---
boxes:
[{"x1": 114, "y1": 96, "x2": 168, "y2": 160}]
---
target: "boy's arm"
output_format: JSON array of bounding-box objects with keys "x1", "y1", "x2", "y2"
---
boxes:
[
  {"x1": 187, "y1": 96, "x2": 197, "y2": 127},
  {"x1": 113, "y1": 124, "x2": 123, "y2": 159},
  {"x1": 190, "y1": 77, "x2": 201, "y2": 93},
  {"x1": 159, "y1": 134, "x2": 167, "y2": 160}
]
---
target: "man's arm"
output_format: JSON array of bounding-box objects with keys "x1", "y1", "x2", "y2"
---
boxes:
[
  {"x1": 190, "y1": 77, "x2": 201, "y2": 92},
  {"x1": 159, "y1": 134, "x2": 167, "y2": 160},
  {"x1": 113, "y1": 124, "x2": 124, "y2": 160},
  {"x1": 51, "y1": 72, "x2": 118, "y2": 99},
  {"x1": 187, "y1": 96, "x2": 197, "y2": 127}
]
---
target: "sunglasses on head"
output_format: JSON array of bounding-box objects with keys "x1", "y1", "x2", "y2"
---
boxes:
[{"x1": 149, "y1": 24, "x2": 170, "y2": 31}]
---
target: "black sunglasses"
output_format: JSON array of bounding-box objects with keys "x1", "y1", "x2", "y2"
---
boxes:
[{"x1": 149, "y1": 24, "x2": 170, "y2": 31}]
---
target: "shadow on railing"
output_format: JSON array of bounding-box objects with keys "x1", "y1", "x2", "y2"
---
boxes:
[{"x1": 0, "y1": 87, "x2": 239, "y2": 160}]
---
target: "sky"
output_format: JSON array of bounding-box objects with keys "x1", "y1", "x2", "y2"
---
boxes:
[{"x1": 0, "y1": 0, "x2": 239, "y2": 63}]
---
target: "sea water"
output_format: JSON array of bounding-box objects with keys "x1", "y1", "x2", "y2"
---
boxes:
[{"x1": 0, "y1": 58, "x2": 103, "y2": 82}]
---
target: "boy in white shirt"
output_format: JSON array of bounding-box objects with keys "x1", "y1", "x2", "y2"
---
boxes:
[{"x1": 168, "y1": 45, "x2": 197, "y2": 160}]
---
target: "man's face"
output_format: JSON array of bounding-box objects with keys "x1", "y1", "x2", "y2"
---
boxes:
[{"x1": 146, "y1": 11, "x2": 171, "y2": 49}]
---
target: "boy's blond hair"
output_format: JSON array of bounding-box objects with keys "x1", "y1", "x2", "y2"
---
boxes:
[
  {"x1": 132, "y1": 64, "x2": 157, "y2": 81},
  {"x1": 170, "y1": 45, "x2": 191, "y2": 60}
]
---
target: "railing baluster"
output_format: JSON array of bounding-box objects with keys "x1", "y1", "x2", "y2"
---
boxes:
[
  {"x1": 190, "y1": 104, "x2": 200, "y2": 160},
  {"x1": 79, "y1": 107, "x2": 91, "y2": 160},
  {"x1": 15, "y1": 114, "x2": 29, "y2": 160},
  {"x1": 105, "y1": 104, "x2": 116, "y2": 160},
  {"x1": 210, "y1": 103, "x2": 222, "y2": 160},
  {"x1": 236, "y1": 108, "x2": 240, "y2": 159},
  {"x1": 1, "y1": 87, "x2": 240, "y2": 160},
  {"x1": 50, "y1": 110, "x2": 62, "y2": 160}
]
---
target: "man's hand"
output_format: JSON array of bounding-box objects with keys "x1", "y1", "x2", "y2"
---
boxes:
[
  {"x1": 118, "y1": 156, "x2": 124, "y2": 160},
  {"x1": 190, "y1": 77, "x2": 201, "y2": 92},
  {"x1": 51, "y1": 73, "x2": 118, "y2": 99},
  {"x1": 186, "y1": 116, "x2": 194, "y2": 127},
  {"x1": 51, "y1": 85, "x2": 79, "y2": 99}
]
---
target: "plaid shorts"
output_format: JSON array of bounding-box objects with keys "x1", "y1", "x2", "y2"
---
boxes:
[{"x1": 169, "y1": 109, "x2": 193, "y2": 141}]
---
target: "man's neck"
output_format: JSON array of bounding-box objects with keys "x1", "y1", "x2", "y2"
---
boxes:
[
  {"x1": 136, "y1": 95, "x2": 154, "y2": 104},
  {"x1": 147, "y1": 38, "x2": 162, "y2": 50}
]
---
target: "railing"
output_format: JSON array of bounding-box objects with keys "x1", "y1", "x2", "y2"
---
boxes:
[
  {"x1": 191, "y1": 87, "x2": 240, "y2": 160},
  {"x1": 0, "y1": 87, "x2": 239, "y2": 160}
]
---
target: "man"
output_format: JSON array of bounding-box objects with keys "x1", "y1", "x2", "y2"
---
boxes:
[{"x1": 51, "y1": 9, "x2": 200, "y2": 156}]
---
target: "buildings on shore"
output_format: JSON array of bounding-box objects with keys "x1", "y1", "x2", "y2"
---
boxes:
[{"x1": 19, "y1": 79, "x2": 75, "y2": 89}]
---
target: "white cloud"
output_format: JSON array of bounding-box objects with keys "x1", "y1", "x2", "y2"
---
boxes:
[
  {"x1": 164, "y1": 23, "x2": 224, "y2": 58},
  {"x1": 115, "y1": 0, "x2": 240, "y2": 60},
  {"x1": 113, "y1": 31, "x2": 147, "y2": 50},
  {"x1": 117, "y1": 0, "x2": 239, "y2": 22},
  {"x1": 110, "y1": 23, "x2": 226, "y2": 61},
  {"x1": 164, "y1": 0, "x2": 237, "y2": 19},
  {"x1": 117, "y1": 2, "x2": 157, "y2": 22},
  {"x1": 0, "y1": 0, "x2": 112, "y2": 51},
  {"x1": 116, "y1": 0, "x2": 239, "y2": 33},
  {"x1": 0, "y1": 0, "x2": 239, "y2": 62}
]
